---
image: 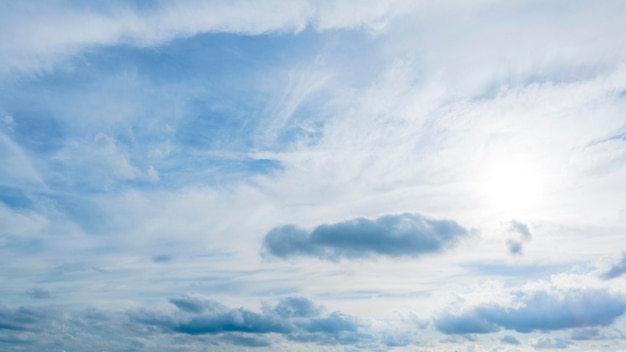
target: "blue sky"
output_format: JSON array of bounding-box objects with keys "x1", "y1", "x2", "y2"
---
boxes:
[{"x1": 2, "y1": 0, "x2": 626, "y2": 351}]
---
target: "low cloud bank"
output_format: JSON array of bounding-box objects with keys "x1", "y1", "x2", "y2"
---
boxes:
[{"x1": 436, "y1": 287, "x2": 626, "y2": 335}]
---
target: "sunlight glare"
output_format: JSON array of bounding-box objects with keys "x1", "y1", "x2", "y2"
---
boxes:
[{"x1": 479, "y1": 156, "x2": 543, "y2": 213}]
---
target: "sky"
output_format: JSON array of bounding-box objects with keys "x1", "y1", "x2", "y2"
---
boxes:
[{"x1": 1, "y1": 0, "x2": 626, "y2": 351}]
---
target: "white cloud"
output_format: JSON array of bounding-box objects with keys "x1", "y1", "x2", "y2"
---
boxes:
[{"x1": 0, "y1": 0, "x2": 415, "y2": 76}]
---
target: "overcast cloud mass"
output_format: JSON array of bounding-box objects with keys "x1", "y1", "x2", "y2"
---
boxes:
[{"x1": 2, "y1": 0, "x2": 626, "y2": 351}]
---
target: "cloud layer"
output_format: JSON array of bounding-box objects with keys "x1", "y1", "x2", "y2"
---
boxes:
[
  {"x1": 262, "y1": 213, "x2": 469, "y2": 260},
  {"x1": 2, "y1": 0, "x2": 626, "y2": 350},
  {"x1": 436, "y1": 287, "x2": 626, "y2": 334},
  {"x1": 131, "y1": 296, "x2": 365, "y2": 346}
]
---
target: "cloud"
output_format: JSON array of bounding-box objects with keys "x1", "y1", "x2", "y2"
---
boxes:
[
  {"x1": 173, "y1": 310, "x2": 290, "y2": 335},
  {"x1": 2, "y1": 1, "x2": 626, "y2": 351},
  {"x1": 530, "y1": 336, "x2": 573, "y2": 350},
  {"x1": 602, "y1": 253, "x2": 626, "y2": 279},
  {"x1": 137, "y1": 298, "x2": 290, "y2": 335},
  {"x1": 570, "y1": 327, "x2": 625, "y2": 341},
  {"x1": 435, "y1": 287, "x2": 626, "y2": 334},
  {"x1": 168, "y1": 296, "x2": 227, "y2": 314},
  {"x1": 274, "y1": 296, "x2": 322, "y2": 318},
  {"x1": 506, "y1": 219, "x2": 533, "y2": 256},
  {"x1": 152, "y1": 254, "x2": 173, "y2": 263},
  {"x1": 300, "y1": 312, "x2": 358, "y2": 334},
  {"x1": 221, "y1": 334, "x2": 271, "y2": 347},
  {"x1": 435, "y1": 312, "x2": 499, "y2": 335},
  {"x1": 0, "y1": 305, "x2": 48, "y2": 331},
  {"x1": 0, "y1": 0, "x2": 411, "y2": 76},
  {"x1": 0, "y1": 297, "x2": 399, "y2": 349},
  {"x1": 500, "y1": 335, "x2": 520, "y2": 345},
  {"x1": 262, "y1": 213, "x2": 469, "y2": 261},
  {"x1": 133, "y1": 295, "x2": 365, "y2": 345},
  {"x1": 570, "y1": 328, "x2": 601, "y2": 340},
  {"x1": 25, "y1": 288, "x2": 52, "y2": 300},
  {"x1": 509, "y1": 220, "x2": 532, "y2": 240}
]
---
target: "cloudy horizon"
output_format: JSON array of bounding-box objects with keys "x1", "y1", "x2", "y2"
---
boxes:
[{"x1": 2, "y1": 0, "x2": 626, "y2": 351}]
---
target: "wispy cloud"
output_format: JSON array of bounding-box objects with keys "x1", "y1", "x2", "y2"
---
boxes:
[{"x1": 0, "y1": 0, "x2": 412, "y2": 76}]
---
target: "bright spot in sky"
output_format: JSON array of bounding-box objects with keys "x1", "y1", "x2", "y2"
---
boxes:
[{"x1": 479, "y1": 156, "x2": 543, "y2": 213}]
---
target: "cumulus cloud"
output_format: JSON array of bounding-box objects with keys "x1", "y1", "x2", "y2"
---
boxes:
[
  {"x1": 262, "y1": 213, "x2": 468, "y2": 261},
  {"x1": 435, "y1": 287, "x2": 626, "y2": 334},
  {"x1": 602, "y1": 253, "x2": 626, "y2": 279}
]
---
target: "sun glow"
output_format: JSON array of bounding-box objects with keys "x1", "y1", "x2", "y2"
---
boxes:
[{"x1": 478, "y1": 156, "x2": 543, "y2": 214}]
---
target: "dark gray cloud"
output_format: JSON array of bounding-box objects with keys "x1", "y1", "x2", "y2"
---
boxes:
[
  {"x1": 506, "y1": 219, "x2": 532, "y2": 255},
  {"x1": 602, "y1": 253, "x2": 626, "y2": 279},
  {"x1": 262, "y1": 213, "x2": 468, "y2": 261},
  {"x1": 435, "y1": 288, "x2": 626, "y2": 334},
  {"x1": 500, "y1": 335, "x2": 520, "y2": 345}
]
